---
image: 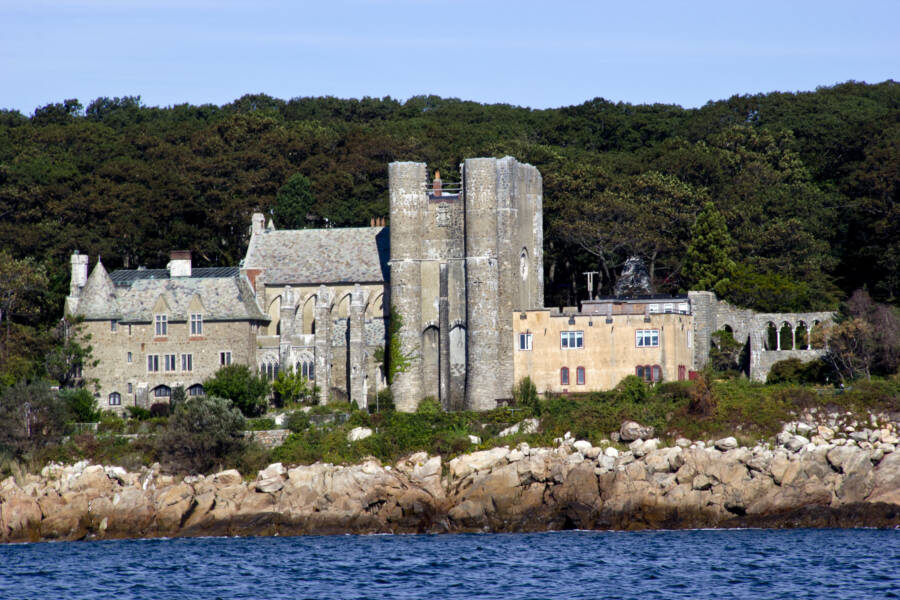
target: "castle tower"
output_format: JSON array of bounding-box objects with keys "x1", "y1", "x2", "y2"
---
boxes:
[
  {"x1": 463, "y1": 158, "x2": 503, "y2": 411},
  {"x1": 65, "y1": 251, "x2": 90, "y2": 315},
  {"x1": 388, "y1": 161, "x2": 426, "y2": 412}
]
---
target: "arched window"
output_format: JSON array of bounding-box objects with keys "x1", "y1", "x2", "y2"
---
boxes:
[
  {"x1": 108, "y1": 392, "x2": 121, "y2": 406},
  {"x1": 651, "y1": 365, "x2": 662, "y2": 382},
  {"x1": 188, "y1": 384, "x2": 205, "y2": 397},
  {"x1": 153, "y1": 385, "x2": 171, "y2": 398},
  {"x1": 576, "y1": 366, "x2": 585, "y2": 385},
  {"x1": 560, "y1": 367, "x2": 570, "y2": 386}
]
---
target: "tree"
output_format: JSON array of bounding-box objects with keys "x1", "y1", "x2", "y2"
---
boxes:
[
  {"x1": 708, "y1": 329, "x2": 743, "y2": 373},
  {"x1": 0, "y1": 251, "x2": 48, "y2": 363},
  {"x1": 272, "y1": 173, "x2": 315, "y2": 229},
  {"x1": 203, "y1": 364, "x2": 270, "y2": 417},
  {"x1": 0, "y1": 381, "x2": 69, "y2": 458},
  {"x1": 817, "y1": 289, "x2": 900, "y2": 381},
  {"x1": 44, "y1": 318, "x2": 98, "y2": 389},
  {"x1": 155, "y1": 396, "x2": 247, "y2": 473},
  {"x1": 59, "y1": 388, "x2": 100, "y2": 422},
  {"x1": 272, "y1": 365, "x2": 316, "y2": 406},
  {"x1": 683, "y1": 202, "x2": 735, "y2": 292}
]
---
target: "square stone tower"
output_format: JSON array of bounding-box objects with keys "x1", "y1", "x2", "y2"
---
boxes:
[{"x1": 388, "y1": 156, "x2": 543, "y2": 412}]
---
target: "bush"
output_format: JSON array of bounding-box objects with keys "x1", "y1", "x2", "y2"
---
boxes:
[
  {"x1": 285, "y1": 410, "x2": 311, "y2": 433},
  {"x1": 615, "y1": 375, "x2": 649, "y2": 403},
  {"x1": 60, "y1": 388, "x2": 100, "y2": 422},
  {"x1": 155, "y1": 396, "x2": 247, "y2": 473},
  {"x1": 246, "y1": 417, "x2": 275, "y2": 431},
  {"x1": 767, "y1": 358, "x2": 830, "y2": 385},
  {"x1": 127, "y1": 405, "x2": 152, "y2": 420},
  {"x1": 513, "y1": 376, "x2": 540, "y2": 416},
  {"x1": 416, "y1": 396, "x2": 442, "y2": 415},
  {"x1": 203, "y1": 364, "x2": 270, "y2": 417},
  {"x1": 149, "y1": 402, "x2": 171, "y2": 418},
  {"x1": 370, "y1": 388, "x2": 394, "y2": 413}
]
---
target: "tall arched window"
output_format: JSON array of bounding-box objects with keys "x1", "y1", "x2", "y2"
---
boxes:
[
  {"x1": 108, "y1": 392, "x2": 121, "y2": 406},
  {"x1": 560, "y1": 367, "x2": 570, "y2": 386},
  {"x1": 576, "y1": 366, "x2": 585, "y2": 385}
]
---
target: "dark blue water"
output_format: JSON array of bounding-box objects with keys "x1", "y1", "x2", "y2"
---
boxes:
[{"x1": 1, "y1": 529, "x2": 898, "y2": 599}]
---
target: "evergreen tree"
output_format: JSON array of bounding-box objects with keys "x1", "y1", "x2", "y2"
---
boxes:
[
  {"x1": 683, "y1": 202, "x2": 735, "y2": 292},
  {"x1": 273, "y1": 173, "x2": 315, "y2": 229}
]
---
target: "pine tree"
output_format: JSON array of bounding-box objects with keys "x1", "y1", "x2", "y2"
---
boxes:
[{"x1": 683, "y1": 202, "x2": 735, "y2": 292}]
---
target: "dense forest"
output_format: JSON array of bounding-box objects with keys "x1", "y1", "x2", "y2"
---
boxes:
[{"x1": 1, "y1": 81, "x2": 899, "y2": 384}]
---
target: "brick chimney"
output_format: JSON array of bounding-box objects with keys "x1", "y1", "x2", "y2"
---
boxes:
[
  {"x1": 168, "y1": 250, "x2": 192, "y2": 277},
  {"x1": 433, "y1": 170, "x2": 442, "y2": 197}
]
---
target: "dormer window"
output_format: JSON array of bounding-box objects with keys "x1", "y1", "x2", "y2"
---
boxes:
[
  {"x1": 190, "y1": 313, "x2": 203, "y2": 335},
  {"x1": 155, "y1": 314, "x2": 168, "y2": 336}
]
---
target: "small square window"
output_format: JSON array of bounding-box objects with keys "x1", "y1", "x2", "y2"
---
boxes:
[
  {"x1": 220, "y1": 351, "x2": 232, "y2": 366},
  {"x1": 561, "y1": 331, "x2": 583, "y2": 349},
  {"x1": 636, "y1": 329, "x2": 659, "y2": 348}
]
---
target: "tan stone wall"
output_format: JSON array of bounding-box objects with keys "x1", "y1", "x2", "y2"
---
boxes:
[
  {"x1": 81, "y1": 317, "x2": 257, "y2": 414},
  {"x1": 512, "y1": 311, "x2": 694, "y2": 393}
]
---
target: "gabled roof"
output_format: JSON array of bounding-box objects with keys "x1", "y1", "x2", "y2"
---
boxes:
[{"x1": 242, "y1": 226, "x2": 390, "y2": 285}]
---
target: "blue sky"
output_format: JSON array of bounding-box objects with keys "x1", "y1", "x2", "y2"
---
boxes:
[{"x1": 2, "y1": 0, "x2": 897, "y2": 114}]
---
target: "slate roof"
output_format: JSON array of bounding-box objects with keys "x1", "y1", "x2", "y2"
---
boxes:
[
  {"x1": 109, "y1": 267, "x2": 239, "y2": 286},
  {"x1": 242, "y1": 227, "x2": 390, "y2": 285},
  {"x1": 74, "y1": 264, "x2": 267, "y2": 323}
]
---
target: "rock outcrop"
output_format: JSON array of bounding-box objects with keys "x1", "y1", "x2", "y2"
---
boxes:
[{"x1": 2, "y1": 435, "x2": 898, "y2": 542}]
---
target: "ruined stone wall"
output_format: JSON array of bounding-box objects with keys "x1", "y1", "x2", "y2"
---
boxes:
[{"x1": 690, "y1": 292, "x2": 834, "y2": 382}]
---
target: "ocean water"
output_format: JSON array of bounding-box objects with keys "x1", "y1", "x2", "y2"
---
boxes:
[{"x1": 1, "y1": 529, "x2": 898, "y2": 599}]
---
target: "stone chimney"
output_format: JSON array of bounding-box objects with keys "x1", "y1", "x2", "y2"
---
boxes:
[
  {"x1": 251, "y1": 212, "x2": 266, "y2": 235},
  {"x1": 168, "y1": 250, "x2": 192, "y2": 277},
  {"x1": 69, "y1": 251, "x2": 89, "y2": 297}
]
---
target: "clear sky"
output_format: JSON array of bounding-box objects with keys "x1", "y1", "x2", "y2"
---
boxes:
[{"x1": 2, "y1": 0, "x2": 898, "y2": 114}]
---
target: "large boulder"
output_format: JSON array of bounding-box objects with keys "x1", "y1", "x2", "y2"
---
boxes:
[
  {"x1": 619, "y1": 421, "x2": 655, "y2": 442},
  {"x1": 867, "y1": 451, "x2": 900, "y2": 504}
]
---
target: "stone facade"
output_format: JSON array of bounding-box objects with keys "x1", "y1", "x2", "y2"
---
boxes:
[
  {"x1": 66, "y1": 252, "x2": 267, "y2": 415},
  {"x1": 689, "y1": 291, "x2": 834, "y2": 382},
  {"x1": 389, "y1": 157, "x2": 543, "y2": 412}
]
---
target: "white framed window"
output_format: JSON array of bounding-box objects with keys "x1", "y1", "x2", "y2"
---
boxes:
[
  {"x1": 636, "y1": 329, "x2": 660, "y2": 348},
  {"x1": 127, "y1": 351, "x2": 132, "y2": 363},
  {"x1": 517, "y1": 332, "x2": 533, "y2": 351},
  {"x1": 560, "y1": 331, "x2": 584, "y2": 349},
  {"x1": 648, "y1": 304, "x2": 660, "y2": 314},
  {"x1": 663, "y1": 303, "x2": 674, "y2": 313},
  {"x1": 110, "y1": 320, "x2": 117, "y2": 332},
  {"x1": 678, "y1": 302, "x2": 689, "y2": 314},
  {"x1": 108, "y1": 392, "x2": 121, "y2": 406},
  {"x1": 155, "y1": 314, "x2": 168, "y2": 336},
  {"x1": 220, "y1": 351, "x2": 232, "y2": 366},
  {"x1": 181, "y1": 353, "x2": 193, "y2": 372},
  {"x1": 164, "y1": 354, "x2": 177, "y2": 371},
  {"x1": 190, "y1": 313, "x2": 203, "y2": 336},
  {"x1": 147, "y1": 354, "x2": 160, "y2": 372}
]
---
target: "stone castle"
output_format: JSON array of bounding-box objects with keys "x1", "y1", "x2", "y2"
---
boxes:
[{"x1": 66, "y1": 156, "x2": 832, "y2": 414}]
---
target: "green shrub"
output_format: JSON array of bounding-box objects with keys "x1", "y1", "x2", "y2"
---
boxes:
[
  {"x1": 203, "y1": 364, "x2": 270, "y2": 417},
  {"x1": 370, "y1": 388, "x2": 394, "y2": 413},
  {"x1": 246, "y1": 417, "x2": 276, "y2": 431},
  {"x1": 615, "y1": 375, "x2": 649, "y2": 403},
  {"x1": 149, "y1": 402, "x2": 171, "y2": 418},
  {"x1": 155, "y1": 396, "x2": 247, "y2": 473},
  {"x1": 0, "y1": 381, "x2": 69, "y2": 458},
  {"x1": 767, "y1": 358, "x2": 830, "y2": 385},
  {"x1": 513, "y1": 376, "x2": 540, "y2": 416},
  {"x1": 416, "y1": 396, "x2": 442, "y2": 415},
  {"x1": 285, "y1": 410, "x2": 311, "y2": 433},
  {"x1": 127, "y1": 405, "x2": 152, "y2": 420},
  {"x1": 60, "y1": 388, "x2": 100, "y2": 422}
]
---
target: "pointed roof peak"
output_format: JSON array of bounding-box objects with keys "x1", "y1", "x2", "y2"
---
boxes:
[{"x1": 75, "y1": 258, "x2": 119, "y2": 319}]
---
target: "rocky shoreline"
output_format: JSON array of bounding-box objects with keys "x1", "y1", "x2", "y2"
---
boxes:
[{"x1": 2, "y1": 420, "x2": 899, "y2": 542}]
